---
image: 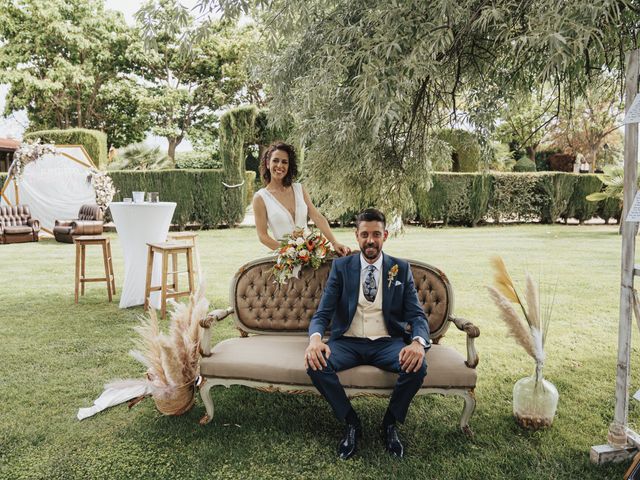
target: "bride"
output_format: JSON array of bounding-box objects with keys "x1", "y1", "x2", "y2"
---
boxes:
[{"x1": 253, "y1": 142, "x2": 351, "y2": 256}]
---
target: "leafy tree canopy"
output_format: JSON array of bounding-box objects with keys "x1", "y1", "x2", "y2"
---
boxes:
[
  {"x1": 0, "y1": 0, "x2": 151, "y2": 146},
  {"x1": 131, "y1": 0, "x2": 258, "y2": 160},
  {"x1": 133, "y1": 0, "x2": 640, "y2": 216}
]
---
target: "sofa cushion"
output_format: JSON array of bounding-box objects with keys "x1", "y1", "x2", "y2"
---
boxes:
[
  {"x1": 200, "y1": 336, "x2": 476, "y2": 389},
  {"x1": 3, "y1": 225, "x2": 32, "y2": 234},
  {"x1": 53, "y1": 225, "x2": 72, "y2": 235}
]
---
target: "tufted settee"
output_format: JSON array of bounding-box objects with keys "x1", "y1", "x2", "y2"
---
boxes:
[
  {"x1": 0, "y1": 205, "x2": 40, "y2": 244},
  {"x1": 199, "y1": 255, "x2": 480, "y2": 434},
  {"x1": 53, "y1": 204, "x2": 104, "y2": 243}
]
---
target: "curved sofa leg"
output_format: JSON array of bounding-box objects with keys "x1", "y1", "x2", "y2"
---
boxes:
[
  {"x1": 198, "y1": 379, "x2": 214, "y2": 425},
  {"x1": 460, "y1": 389, "x2": 476, "y2": 437}
]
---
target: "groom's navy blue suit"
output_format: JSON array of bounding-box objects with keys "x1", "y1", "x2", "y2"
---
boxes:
[{"x1": 307, "y1": 252, "x2": 430, "y2": 423}]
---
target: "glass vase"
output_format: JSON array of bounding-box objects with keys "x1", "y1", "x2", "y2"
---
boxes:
[{"x1": 512, "y1": 363, "x2": 559, "y2": 429}]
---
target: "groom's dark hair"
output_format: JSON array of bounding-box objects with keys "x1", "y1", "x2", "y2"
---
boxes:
[
  {"x1": 260, "y1": 142, "x2": 298, "y2": 187},
  {"x1": 355, "y1": 208, "x2": 386, "y2": 228}
]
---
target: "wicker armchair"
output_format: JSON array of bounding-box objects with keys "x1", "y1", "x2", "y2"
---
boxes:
[
  {"x1": 53, "y1": 204, "x2": 104, "y2": 244},
  {"x1": 0, "y1": 205, "x2": 40, "y2": 244}
]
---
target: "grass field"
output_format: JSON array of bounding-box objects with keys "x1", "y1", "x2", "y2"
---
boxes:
[{"x1": 0, "y1": 224, "x2": 638, "y2": 479}]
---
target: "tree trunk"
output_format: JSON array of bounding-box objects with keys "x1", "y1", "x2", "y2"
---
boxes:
[
  {"x1": 167, "y1": 136, "x2": 183, "y2": 163},
  {"x1": 526, "y1": 146, "x2": 537, "y2": 162},
  {"x1": 586, "y1": 149, "x2": 597, "y2": 173}
]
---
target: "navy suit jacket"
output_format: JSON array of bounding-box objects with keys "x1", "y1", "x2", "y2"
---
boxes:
[{"x1": 308, "y1": 253, "x2": 431, "y2": 348}]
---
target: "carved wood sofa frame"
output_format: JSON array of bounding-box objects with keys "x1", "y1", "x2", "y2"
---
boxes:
[{"x1": 199, "y1": 255, "x2": 480, "y2": 435}]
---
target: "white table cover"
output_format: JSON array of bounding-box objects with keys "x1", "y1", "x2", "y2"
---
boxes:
[{"x1": 109, "y1": 202, "x2": 176, "y2": 309}]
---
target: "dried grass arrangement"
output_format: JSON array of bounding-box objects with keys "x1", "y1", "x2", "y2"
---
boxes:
[
  {"x1": 487, "y1": 256, "x2": 552, "y2": 371},
  {"x1": 107, "y1": 285, "x2": 209, "y2": 416},
  {"x1": 488, "y1": 256, "x2": 559, "y2": 429}
]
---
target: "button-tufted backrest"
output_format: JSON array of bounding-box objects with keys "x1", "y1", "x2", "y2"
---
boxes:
[
  {"x1": 78, "y1": 204, "x2": 103, "y2": 221},
  {"x1": 0, "y1": 205, "x2": 32, "y2": 227},
  {"x1": 231, "y1": 256, "x2": 452, "y2": 341}
]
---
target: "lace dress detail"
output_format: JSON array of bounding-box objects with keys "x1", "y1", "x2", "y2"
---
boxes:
[{"x1": 255, "y1": 182, "x2": 308, "y2": 241}]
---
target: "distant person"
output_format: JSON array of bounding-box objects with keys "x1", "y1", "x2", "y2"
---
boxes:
[
  {"x1": 252, "y1": 141, "x2": 350, "y2": 255},
  {"x1": 579, "y1": 158, "x2": 590, "y2": 174},
  {"x1": 108, "y1": 145, "x2": 118, "y2": 163}
]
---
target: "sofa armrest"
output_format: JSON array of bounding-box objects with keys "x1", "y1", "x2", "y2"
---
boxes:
[
  {"x1": 449, "y1": 315, "x2": 480, "y2": 368},
  {"x1": 27, "y1": 219, "x2": 40, "y2": 232},
  {"x1": 199, "y1": 307, "x2": 234, "y2": 357},
  {"x1": 71, "y1": 220, "x2": 103, "y2": 235}
]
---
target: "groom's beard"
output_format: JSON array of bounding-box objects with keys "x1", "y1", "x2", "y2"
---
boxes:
[{"x1": 362, "y1": 243, "x2": 380, "y2": 260}]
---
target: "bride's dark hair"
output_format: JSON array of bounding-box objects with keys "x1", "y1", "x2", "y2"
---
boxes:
[{"x1": 260, "y1": 142, "x2": 298, "y2": 186}]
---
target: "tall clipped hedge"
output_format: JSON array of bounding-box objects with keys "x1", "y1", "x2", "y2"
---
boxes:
[
  {"x1": 436, "y1": 129, "x2": 482, "y2": 172},
  {"x1": 412, "y1": 173, "x2": 491, "y2": 226},
  {"x1": 106, "y1": 170, "x2": 255, "y2": 228},
  {"x1": 25, "y1": 128, "x2": 108, "y2": 169},
  {"x1": 414, "y1": 172, "x2": 619, "y2": 226},
  {"x1": 220, "y1": 106, "x2": 258, "y2": 225}
]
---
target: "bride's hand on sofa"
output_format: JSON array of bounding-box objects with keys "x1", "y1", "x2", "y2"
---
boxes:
[
  {"x1": 333, "y1": 242, "x2": 351, "y2": 257},
  {"x1": 305, "y1": 337, "x2": 331, "y2": 371}
]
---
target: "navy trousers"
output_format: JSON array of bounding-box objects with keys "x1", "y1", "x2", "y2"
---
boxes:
[{"x1": 307, "y1": 336, "x2": 427, "y2": 423}]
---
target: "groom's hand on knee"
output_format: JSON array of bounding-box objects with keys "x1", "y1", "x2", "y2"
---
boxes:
[
  {"x1": 305, "y1": 336, "x2": 331, "y2": 371},
  {"x1": 399, "y1": 341, "x2": 425, "y2": 373}
]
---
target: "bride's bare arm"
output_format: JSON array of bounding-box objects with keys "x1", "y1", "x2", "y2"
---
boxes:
[
  {"x1": 253, "y1": 194, "x2": 280, "y2": 250},
  {"x1": 301, "y1": 186, "x2": 351, "y2": 256}
]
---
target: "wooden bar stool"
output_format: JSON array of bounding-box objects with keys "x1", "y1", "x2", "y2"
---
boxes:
[
  {"x1": 74, "y1": 235, "x2": 116, "y2": 303},
  {"x1": 166, "y1": 231, "x2": 200, "y2": 282},
  {"x1": 144, "y1": 242, "x2": 195, "y2": 319}
]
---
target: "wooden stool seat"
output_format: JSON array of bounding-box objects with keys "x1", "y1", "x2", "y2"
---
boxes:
[
  {"x1": 74, "y1": 235, "x2": 116, "y2": 303},
  {"x1": 166, "y1": 232, "x2": 201, "y2": 282},
  {"x1": 144, "y1": 241, "x2": 195, "y2": 318}
]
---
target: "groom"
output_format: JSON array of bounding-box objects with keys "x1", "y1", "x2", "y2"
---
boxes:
[{"x1": 305, "y1": 208, "x2": 430, "y2": 459}]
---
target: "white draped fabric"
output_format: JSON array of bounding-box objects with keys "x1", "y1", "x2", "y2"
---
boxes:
[
  {"x1": 109, "y1": 202, "x2": 176, "y2": 309},
  {"x1": 0, "y1": 146, "x2": 97, "y2": 234}
]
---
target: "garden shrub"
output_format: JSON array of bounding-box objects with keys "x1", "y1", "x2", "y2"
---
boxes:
[
  {"x1": 245, "y1": 171, "x2": 256, "y2": 207},
  {"x1": 567, "y1": 174, "x2": 604, "y2": 223},
  {"x1": 537, "y1": 173, "x2": 577, "y2": 224},
  {"x1": 220, "y1": 105, "x2": 258, "y2": 225},
  {"x1": 598, "y1": 197, "x2": 621, "y2": 223},
  {"x1": 175, "y1": 151, "x2": 221, "y2": 169},
  {"x1": 108, "y1": 143, "x2": 171, "y2": 170},
  {"x1": 513, "y1": 156, "x2": 537, "y2": 172},
  {"x1": 25, "y1": 128, "x2": 108, "y2": 169},
  {"x1": 106, "y1": 169, "x2": 255, "y2": 228},
  {"x1": 413, "y1": 171, "x2": 619, "y2": 226},
  {"x1": 436, "y1": 129, "x2": 482, "y2": 172},
  {"x1": 488, "y1": 173, "x2": 542, "y2": 222},
  {"x1": 469, "y1": 174, "x2": 493, "y2": 226}
]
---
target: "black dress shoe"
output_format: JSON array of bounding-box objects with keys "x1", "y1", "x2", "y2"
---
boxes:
[
  {"x1": 384, "y1": 424, "x2": 404, "y2": 458},
  {"x1": 337, "y1": 423, "x2": 361, "y2": 460}
]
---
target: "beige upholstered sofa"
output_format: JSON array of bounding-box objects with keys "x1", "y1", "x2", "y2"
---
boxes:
[{"x1": 199, "y1": 255, "x2": 480, "y2": 434}]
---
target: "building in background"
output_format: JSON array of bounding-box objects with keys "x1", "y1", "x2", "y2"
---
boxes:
[{"x1": 0, "y1": 138, "x2": 19, "y2": 173}]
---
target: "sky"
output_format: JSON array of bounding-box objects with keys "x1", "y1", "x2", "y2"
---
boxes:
[{"x1": 0, "y1": 0, "x2": 203, "y2": 152}]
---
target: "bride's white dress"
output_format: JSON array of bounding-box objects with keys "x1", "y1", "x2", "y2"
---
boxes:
[{"x1": 255, "y1": 182, "x2": 308, "y2": 240}]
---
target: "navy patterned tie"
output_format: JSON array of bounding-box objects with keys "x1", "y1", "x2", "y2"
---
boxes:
[{"x1": 363, "y1": 265, "x2": 377, "y2": 302}]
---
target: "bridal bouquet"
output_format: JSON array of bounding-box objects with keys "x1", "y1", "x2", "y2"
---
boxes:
[{"x1": 273, "y1": 227, "x2": 332, "y2": 284}]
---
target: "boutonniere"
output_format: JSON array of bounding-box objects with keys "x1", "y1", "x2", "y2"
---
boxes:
[{"x1": 387, "y1": 264, "x2": 399, "y2": 288}]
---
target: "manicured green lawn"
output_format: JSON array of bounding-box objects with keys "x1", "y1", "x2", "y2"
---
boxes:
[{"x1": 0, "y1": 224, "x2": 637, "y2": 479}]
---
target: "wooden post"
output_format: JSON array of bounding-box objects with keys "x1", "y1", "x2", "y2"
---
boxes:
[
  {"x1": 614, "y1": 48, "x2": 640, "y2": 431},
  {"x1": 591, "y1": 48, "x2": 640, "y2": 464}
]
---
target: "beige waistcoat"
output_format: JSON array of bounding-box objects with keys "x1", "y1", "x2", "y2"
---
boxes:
[{"x1": 343, "y1": 280, "x2": 389, "y2": 339}]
